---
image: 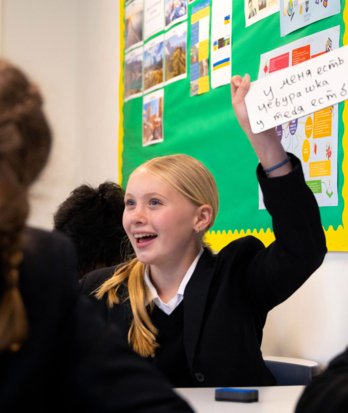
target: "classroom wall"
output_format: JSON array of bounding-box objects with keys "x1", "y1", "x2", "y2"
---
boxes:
[
  {"x1": 1, "y1": 0, "x2": 347, "y2": 369},
  {"x1": 1, "y1": 0, "x2": 119, "y2": 228},
  {"x1": 1, "y1": 0, "x2": 79, "y2": 228}
]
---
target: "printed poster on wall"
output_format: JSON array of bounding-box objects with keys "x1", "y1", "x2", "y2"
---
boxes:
[
  {"x1": 143, "y1": 35, "x2": 165, "y2": 93},
  {"x1": 190, "y1": 0, "x2": 210, "y2": 95},
  {"x1": 144, "y1": 0, "x2": 165, "y2": 40},
  {"x1": 142, "y1": 89, "x2": 164, "y2": 146},
  {"x1": 125, "y1": 0, "x2": 144, "y2": 51},
  {"x1": 165, "y1": 0, "x2": 188, "y2": 29},
  {"x1": 258, "y1": 26, "x2": 340, "y2": 208},
  {"x1": 164, "y1": 22, "x2": 187, "y2": 84},
  {"x1": 210, "y1": 0, "x2": 232, "y2": 88},
  {"x1": 245, "y1": 0, "x2": 279, "y2": 27},
  {"x1": 280, "y1": 0, "x2": 341, "y2": 37},
  {"x1": 124, "y1": 46, "x2": 143, "y2": 101}
]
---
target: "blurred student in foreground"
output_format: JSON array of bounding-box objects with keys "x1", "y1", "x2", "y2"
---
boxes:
[
  {"x1": 295, "y1": 346, "x2": 348, "y2": 413},
  {"x1": 54, "y1": 181, "x2": 133, "y2": 279},
  {"x1": 0, "y1": 58, "x2": 194, "y2": 413}
]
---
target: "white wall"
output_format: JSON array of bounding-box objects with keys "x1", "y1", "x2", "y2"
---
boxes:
[
  {"x1": 75, "y1": 0, "x2": 119, "y2": 187},
  {"x1": 1, "y1": 0, "x2": 79, "y2": 228},
  {"x1": 1, "y1": 0, "x2": 119, "y2": 228},
  {"x1": 1, "y1": 0, "x2": 347, "y2": 369},
  {"x1": 262, "y1": 252, "x2": 348, "y2": 366}
]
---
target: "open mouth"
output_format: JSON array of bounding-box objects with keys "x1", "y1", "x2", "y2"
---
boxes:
[{"x1": 133, "y1": 233, "x2": 158, "y2": 244}]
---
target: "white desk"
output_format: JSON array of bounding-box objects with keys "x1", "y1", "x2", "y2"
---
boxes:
[{"x1": 176, "y1": 386, "x2": 304, "y2": 413}]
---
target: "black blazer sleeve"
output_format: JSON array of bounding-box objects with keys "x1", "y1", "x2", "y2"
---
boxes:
[{"x1": 245, "y1": 153, "x2": 327, "y2": 309}]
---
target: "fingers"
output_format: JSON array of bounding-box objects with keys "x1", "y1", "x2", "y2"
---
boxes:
[
  {"x1": 230, "y1": 74, "x2": 253, "y2": 135},
  {"x1": 230, "y1": 75, "x2": 243, "y2": 95},
  {"x1": 231, "y1": 74, "x2": 251, "y2": 100}
]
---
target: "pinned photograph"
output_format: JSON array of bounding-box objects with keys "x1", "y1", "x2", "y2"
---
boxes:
[
  {"x1": 165, "y1": 0, "x2": 188, "y2": 28},
  {"x1": 165, "y1": 22, "x2": 187, "y2": 83},
  {"x1": 124, "y1": 47, "x2": 143, "y2": 101},
  {"x1": 142, "y1": 89, "x2": 164, "y2": 146},
  {"x1": 144, "y1": 36, "x2": 164, "y2": 92},
  {"x1": 245, "y1": 0, "x2": 278, "y2": 27},
  {"x1": 125, "y1": 0, "x2": 143, "y2": 51}
]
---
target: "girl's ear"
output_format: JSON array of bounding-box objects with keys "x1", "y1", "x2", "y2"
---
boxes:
[{"x1": 194, "y1": 204, "x2": 213, "y2": 233}]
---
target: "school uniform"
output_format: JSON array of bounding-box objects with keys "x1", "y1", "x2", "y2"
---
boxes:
[
  {"x1": 0, "y1": 227, "x2": 194, "y2": 412},
  {"x1": 80, "y1": 154, "x2": 327, "y2": 387}
]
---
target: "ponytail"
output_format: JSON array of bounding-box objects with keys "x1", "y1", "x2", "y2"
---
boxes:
[
  {"x1": 0, "y1": 251, "x2": 28, "y2": 352},
  {"x1": 0, "y1": 58, "x2": 52, "y2": 352},
  {"x1": 95, "y1": 258, "x2": 159, "y2": 357}
]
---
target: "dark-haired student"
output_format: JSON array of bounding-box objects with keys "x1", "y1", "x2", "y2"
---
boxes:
[
  {"x1": 54, "y1": 181, "x2": 133, "y2": 279},
  {"x1": 0, "y1": 57, "x2": 194, "y2": 413}
]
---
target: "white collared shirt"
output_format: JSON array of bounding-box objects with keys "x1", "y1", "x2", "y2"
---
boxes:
[{"x1": 144, "y1": 248, "x2": 204, "y2": 315}]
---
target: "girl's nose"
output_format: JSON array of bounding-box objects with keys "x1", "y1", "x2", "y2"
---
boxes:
[{"x1": 131, "y1": 205, "x2": 147, "y2": 223}]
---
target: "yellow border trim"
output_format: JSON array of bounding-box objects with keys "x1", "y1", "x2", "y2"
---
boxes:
[{"x1": 205, "y1": 228, "x2": 276, "y2": 251}]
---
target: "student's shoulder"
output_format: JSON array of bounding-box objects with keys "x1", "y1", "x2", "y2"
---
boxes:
[
  {"x1": 202, "y1": 236, "x2": 264, "y2": 268},
  {"x1": 20, "y1": 227, "x2": 78, "y2": 304},
  {"x1": 23, "y1": 227, "x2": 77, "y2": 271},
  {"x1": 295, "y1": 347, "x2": 348, "y2": 413},
  {"x1": 25, "y1": 226, "x2": 74, "y2": 249},
  {"x1": 79, "y1": 265, "x2": 117, "y2": 294},
  {"x1": 218, "y1": 235, "x2": 264, "y2": 257}
]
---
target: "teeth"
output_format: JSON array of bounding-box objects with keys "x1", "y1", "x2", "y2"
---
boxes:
[{"x1": 134, "y1": 233, "x2": 155, "y2": 239}]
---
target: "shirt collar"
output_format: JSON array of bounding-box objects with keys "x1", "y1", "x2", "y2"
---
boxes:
[{"x1": 144, "y1": 248, "x2": 204, "y2": 314}]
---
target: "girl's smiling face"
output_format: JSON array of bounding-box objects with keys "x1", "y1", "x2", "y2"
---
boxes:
[{"x1": 123, "y1": 166, "x2": 203, "y2": 269}]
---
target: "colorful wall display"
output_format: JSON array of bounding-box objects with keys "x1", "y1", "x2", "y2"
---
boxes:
[{"x1": 119, "y1": 0, "x2": 348, "y2": 251}]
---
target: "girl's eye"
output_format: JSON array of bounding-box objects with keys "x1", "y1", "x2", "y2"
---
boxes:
[
  {"x1": 125, "y1": 199, "x2": 135, "y2": 207},
  {"x1": 149, "y1": 198, "x2": 162, "y2": 206}
]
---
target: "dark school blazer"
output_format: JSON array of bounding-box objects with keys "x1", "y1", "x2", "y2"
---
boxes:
[
  {"x1": 0, "y1": 227, "x2": 194, "y2": 413},
  {"x1": 80, "y1": 154, "x2": 327, "y2": 388}
]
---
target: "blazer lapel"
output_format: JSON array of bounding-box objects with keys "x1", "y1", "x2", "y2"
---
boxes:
[{"x1": 184, "y1": 248, "x2": 215, "y2": 368}]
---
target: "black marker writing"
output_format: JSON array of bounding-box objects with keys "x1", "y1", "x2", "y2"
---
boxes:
[
  {"x1": 279, "y1": 70, "x2": 312, "y2": 90},
  {"x1": 263, "y1": 86, "x2": 274, "y2": 101},
  {"x1": 317, "y1": 56, "x2": 344, "y2": 75},
  {"x1": 258, "y1": 91, "x2": 303, "y2": 113},
  {"x1": 340, "y1": 83, "x2": 347, "y2": 97},
  {"x1": 310, "y1": 89, "x2": 337, "y2": 107},
  {"x1": 273, "y1": 106, "x2": 305, "y2": 121},
  {"x1": 256, "y1": 120, "x2": 265, "y2": 130},
  {"x1": 305, "y1": 78, "x2": 329, "y2": 93}
]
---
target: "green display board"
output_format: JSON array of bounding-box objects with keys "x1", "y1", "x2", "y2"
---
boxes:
[{"x1": 119, "y1": 0, "x2": 348, "y2": 251}]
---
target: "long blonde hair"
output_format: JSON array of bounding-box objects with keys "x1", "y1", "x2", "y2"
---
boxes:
[{"x1": 96, "y1": 154, "x2": 219, "y2": 357}]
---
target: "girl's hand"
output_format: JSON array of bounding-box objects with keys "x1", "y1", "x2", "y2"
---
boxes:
[
  {"x1": 230, "y1": 74, "x2": 253, "y2": 136},
  {"x1": 230, "y1": 74, "x2": 292, "y2": 176}
]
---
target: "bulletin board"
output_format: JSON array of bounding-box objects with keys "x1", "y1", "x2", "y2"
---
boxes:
[{"x1": 119, "y1": 0, "x2": 348, "y2": 252}]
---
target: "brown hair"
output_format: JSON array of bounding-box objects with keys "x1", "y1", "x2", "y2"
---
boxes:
[
  {"x1": 96, "y1": 154, "x2": 219, "y2": 357},
  {"x1": 0, "y1": 59, "x2": 52, "y2": 352}
]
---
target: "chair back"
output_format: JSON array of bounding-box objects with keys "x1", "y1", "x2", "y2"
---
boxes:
[{"x1": 264, "y1": 355, "x2": 321, "y2": 385}]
